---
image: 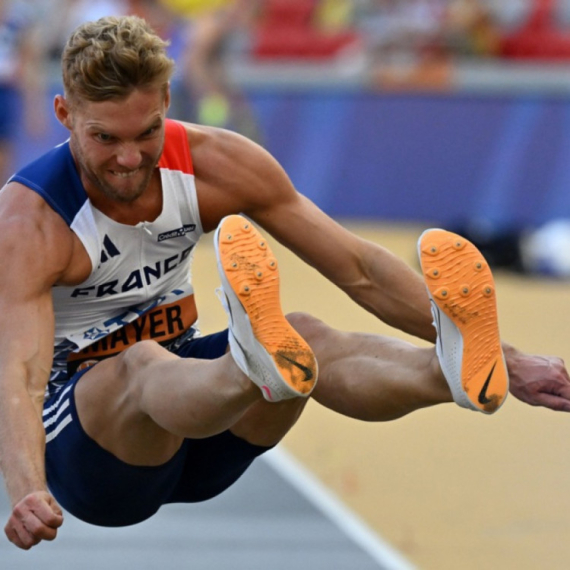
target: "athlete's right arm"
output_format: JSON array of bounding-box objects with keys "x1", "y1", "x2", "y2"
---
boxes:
[{"x1": 0, "y1": 183, "x2": 73, "y2": 548}]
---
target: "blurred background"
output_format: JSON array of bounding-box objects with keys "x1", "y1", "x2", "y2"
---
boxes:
[
  {"x1": 5, "y1": 0, "x2": 570, "y2": 277},
  {"x1": 2, "y1": 1, "x2": 570, "y2": 569}
]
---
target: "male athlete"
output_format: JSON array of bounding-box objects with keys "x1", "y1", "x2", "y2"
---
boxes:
[{"x1": 1, "y1": 16, "x2": 569, "y2": 550}]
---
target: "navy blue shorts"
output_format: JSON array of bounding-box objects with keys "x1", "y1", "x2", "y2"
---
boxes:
[{"x1": 43, "y1": 330, "x2": 271, "y2": 527}]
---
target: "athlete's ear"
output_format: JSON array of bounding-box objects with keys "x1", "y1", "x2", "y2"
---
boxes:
[
  {"x1": 54, "y1": 95, "x2": 72, "y2": 130},
  {"x1": 164, "y1": 83, "x2": 171, "y2": 113}
]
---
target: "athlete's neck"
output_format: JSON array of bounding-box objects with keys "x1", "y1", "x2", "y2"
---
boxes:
[{"x1": 87, "y1": 169, "x2": 164, "y2": 225}]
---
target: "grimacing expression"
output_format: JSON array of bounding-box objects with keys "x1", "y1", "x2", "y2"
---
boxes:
[{"x1": 65, "y1": 88, "x2": 169, "y2": 203}]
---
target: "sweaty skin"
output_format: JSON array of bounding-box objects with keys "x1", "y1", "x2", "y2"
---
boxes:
[{"x1": 1, "y1": 86, "x2": 569, "y2": 550}]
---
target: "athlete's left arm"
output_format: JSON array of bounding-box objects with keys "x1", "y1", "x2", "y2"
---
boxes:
[
  {"x1": 194, "y1": 126, "x2": 570, "y2": 411},
  {"x1": 251, "y1": 159, "x2": 570, "y2": 413},
  {"x1": 248, "y1": 154, "x2": 570, "y2": 413},
  {"x1": 259, "y1": 166, "x2": 570, "y2": 412},
  {"x1": 257, "y1": 192, "x2": 439, "y2": 341},
  {"x1": 193, "y1": 125, "x2": 435, "y2": 341}
]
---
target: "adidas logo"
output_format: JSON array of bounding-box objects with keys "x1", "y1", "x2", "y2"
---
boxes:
[{"x1": 100, "y1": 235, "x2": 120, "y2": 264}]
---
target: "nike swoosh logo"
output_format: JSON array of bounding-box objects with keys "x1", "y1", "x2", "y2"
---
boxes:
[
  {"x1": 478, "y1": 361, "x2": 497, "y2": 405},
  {"x1": 277, "y1": 353, "x2": 314, "y2": 382}
]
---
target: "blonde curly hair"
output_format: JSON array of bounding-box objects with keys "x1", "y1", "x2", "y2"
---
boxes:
[{"x1": 62, "y1": 15, "x2": 175, "y2": 104}]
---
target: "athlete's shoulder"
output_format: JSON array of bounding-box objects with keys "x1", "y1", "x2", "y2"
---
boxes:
[
  {"x1": 161, "y1": 119, "x2": 259, "y2": 176},
  {"x1": 12, "y1": 141, "x2": 73, "y2": 188},
  {"x1": 9, "y1": 141, "x2": 88, "y2": 226},
  {"x1": 159, "y1": 119, "x2": 194, "y2": 174},
  {"x1": 161, "y1": 119, "x2": 254, "y2": 177},
  {"x1": 183, "y1": 122, "x2": 273, "y2": 179},
  {"x1": 0, "y1": 181, "x2": 76, "y2": 284},
  {"x1": 185, "y1": 123, "x2": 293, "y2": 231}
]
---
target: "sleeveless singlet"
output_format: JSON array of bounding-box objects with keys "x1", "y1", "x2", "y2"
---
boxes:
[{"x1": 10, "y1": 119, "x2": 204, "y2": 394}]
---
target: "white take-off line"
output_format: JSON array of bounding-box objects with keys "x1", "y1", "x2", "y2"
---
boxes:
[{"x1": 262, "y1": 447, "x2": 417, "y2": 570}]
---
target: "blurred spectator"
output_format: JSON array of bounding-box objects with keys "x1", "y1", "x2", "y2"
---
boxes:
[
  {"x1": 314, "y1": 0, "x2": 355, "y2": 33},
  {"x1": 130, "y1": 0, "x2": 181, "y2": 41},
  {"x1": 357, "y1": 0, "x2": 447, "y2": 59},
  {"x1": 251, "y1": 0, "x2": 360, "y2": 60},
  {"x1": 166, "y1": 0, "x2": 263, "y2": 140},
  {"x1": 443, "y1": 0, "x2": 500, "y2": 57},
  {"x1": 0, "y1": 0, "x2": 47, "y2": 182},
  {"x1": 358, "y1": 0, "x2": 453, "y2": 90},
  {"x1": 355, "y1": 0, "x2": 570, "y2": 66},
  {"x1": 482, "y1": 0, "x2": 533, "y2": 32},
  {"x1": 39, "y1": 0, "x2": 130, "y2": 68}
]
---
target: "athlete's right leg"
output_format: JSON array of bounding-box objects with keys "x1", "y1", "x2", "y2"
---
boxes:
[
  {"x1": 44, "y1": 331, "x2": 309, "y2": 527},
  {"x1": 73, "y1": 342, "x2": 262, "y2": 466},
  {"x1": 69, "y1": 216, "x2": 313, "y2": 468},
  {"x1": 71, "y1": 216, "x2": 320, "y2": 467},
  {"x1": 43, "y1": 216, "x2": 320, "y2": 527},
  {"x1": 43, "y1": 349, "x2": 279, "y2": 527}
]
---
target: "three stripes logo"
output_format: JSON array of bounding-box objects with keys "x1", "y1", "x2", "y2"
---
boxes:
[
  {"x1": 43, "y1": 384, "x2": 74, "y2": 443},
  {"x1": 100, "y1": 235, "x2": 121, "y2": 264}
]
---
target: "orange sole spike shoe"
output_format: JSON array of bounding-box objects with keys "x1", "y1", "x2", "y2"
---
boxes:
[
  {"x1": 215, "y1": 215, "x2": 318, "y2": 402},
  {"x1": 418, "y1": 229, "x2": 509, "y2": 414}
]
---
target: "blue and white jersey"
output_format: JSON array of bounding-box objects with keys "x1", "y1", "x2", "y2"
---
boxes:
[{"x1": 10, "y1": 119, "x2": 204, "y2": 396}]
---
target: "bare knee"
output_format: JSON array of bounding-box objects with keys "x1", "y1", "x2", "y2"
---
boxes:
[
  {"x1": 75, "y1": 340, "x2": 184, "y2": 465},
  {"x1": 116, "y1": 340, "x2": 176, "y2": 394}
]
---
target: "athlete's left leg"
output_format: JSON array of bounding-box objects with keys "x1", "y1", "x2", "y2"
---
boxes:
[
  {"x1": 226, "y1": 315, "x2": 448, "y2": 446},
  {"x1": 283, "y1": 227, "x2": 509, "y2": 420},
  {"x1": 214, "y1": 216, "x2": 507, "y2": 445},
  {"x1": 287, "y1": 312, "x2": 452, "y2": 421}
]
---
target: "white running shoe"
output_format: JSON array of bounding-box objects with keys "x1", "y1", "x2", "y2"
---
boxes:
[
  {"x1": 417, "y1": 228, "x2": 509, "y2": 413},
  {"x1": 215, "y1": 215, "x2": 318, "y2": 402}
]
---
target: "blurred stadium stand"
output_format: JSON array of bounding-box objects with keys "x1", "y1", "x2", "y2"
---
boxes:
[
  {"x1": 500, "y1": 0, "x2": 570, "y2": 60},
  {"x1": 7, "y1": 0, "x2": 570, "y2": 274},
  {"x1": 251, "y1": 0, "x2": 360, "y2": 59}
]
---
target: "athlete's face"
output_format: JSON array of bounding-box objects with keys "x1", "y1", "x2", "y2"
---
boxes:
[{"x1": 55, "y1": 87, "x2": 170, "y2": 204}]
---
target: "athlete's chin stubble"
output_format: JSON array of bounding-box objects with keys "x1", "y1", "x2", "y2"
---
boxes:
[
  {"x1": 72, "y1": 143, "x2": 156, "y2": 204},
  {"x1": 93, "y1": 168, "x2": 155, "y2": 204}
]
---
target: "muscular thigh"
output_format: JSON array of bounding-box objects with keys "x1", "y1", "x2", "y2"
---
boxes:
[
  {"x1": 71, "y1": 331, "x2": 231, "y2": 465},
  {"x1": 44, "y1": 376, "x2": 269, "y2": 527},
  {"x1": 43, "y1": 331, "x2": 272, "y2": 527},
  {"x1": 74, "y1": 340, "x2": 183, "y2": 466}
]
